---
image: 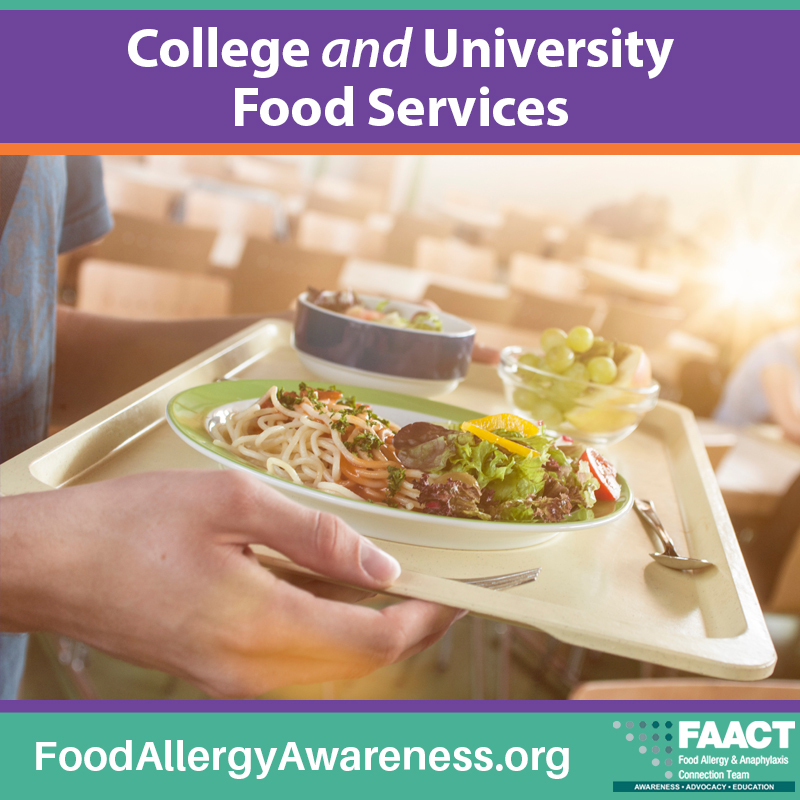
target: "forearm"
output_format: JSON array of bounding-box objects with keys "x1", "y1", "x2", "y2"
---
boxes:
[
  {"x1": 52, "y1": 307, "x2": 277, "y2": 426},
  {"x1": 0, "y1": 472, "x2": 451, "y2": 698},
  {"x1": 0, "y1": 493, "x2": 89, "y2": 635}
]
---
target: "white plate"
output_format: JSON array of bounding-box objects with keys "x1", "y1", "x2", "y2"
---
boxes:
[{"x1": 166, "y1": 380, "x2": 632, "y2": 551}]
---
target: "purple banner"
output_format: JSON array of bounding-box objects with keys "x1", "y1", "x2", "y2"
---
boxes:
[{"x1": 1, "y1": 9, "x2": 798, "y2": 143}]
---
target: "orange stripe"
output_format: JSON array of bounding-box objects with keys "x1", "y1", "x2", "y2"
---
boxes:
[{"x1": 4, "y1": 143, "x2": 800, "y2": 155}]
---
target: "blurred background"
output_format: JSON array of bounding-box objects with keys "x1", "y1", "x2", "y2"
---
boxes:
[{"x1": 31, "y1": 151, "x2": 800, "y2": 701}]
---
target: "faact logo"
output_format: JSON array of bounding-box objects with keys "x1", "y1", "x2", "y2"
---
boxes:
[{"x1": 679, "y1": 721, "x2": 795, "y2": 750}]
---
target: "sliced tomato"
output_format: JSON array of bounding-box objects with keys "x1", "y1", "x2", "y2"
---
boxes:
[
  {"x1": 580, "y1": 448, "x2": 621, "y2": 502},
  {"x1": 316, "y1": 389, "x2": 344, "y2": 402}
]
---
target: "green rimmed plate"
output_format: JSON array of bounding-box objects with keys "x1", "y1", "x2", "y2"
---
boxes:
[{"x1": 166, "y1": 380, "x2": 632, "y2": 551}]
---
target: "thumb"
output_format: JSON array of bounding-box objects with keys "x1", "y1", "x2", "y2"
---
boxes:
[{"x1": 227, "y1": 477, "x2": 402, "y2": 590}]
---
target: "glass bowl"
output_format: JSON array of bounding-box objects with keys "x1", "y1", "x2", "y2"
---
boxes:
[{"x1": 498, "y1": 346, "x2": 660, "y2": 446}]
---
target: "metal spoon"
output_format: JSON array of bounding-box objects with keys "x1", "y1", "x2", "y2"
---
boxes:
[{"x1": 634, "y1": 499, "x2": 714, "y2": 571}]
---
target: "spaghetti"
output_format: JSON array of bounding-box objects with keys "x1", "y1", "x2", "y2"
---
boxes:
[{"x1": 213, "y1": 383, "x2": 422, "y2": 508}]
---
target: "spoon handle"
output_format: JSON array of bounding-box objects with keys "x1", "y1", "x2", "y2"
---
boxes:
[{"x1": 634, "y1": 499, "x2": 679, "y2": 556}]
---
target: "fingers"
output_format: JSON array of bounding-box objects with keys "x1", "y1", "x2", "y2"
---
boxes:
[
  {"x1": 270, "y1": 571, "x2": 376, "y2": 604},
  {"x1": 214, "y1": 594, "x2": 464, "y2": 697},
  {"x1": 382, "y1": 600, "x2": 467, "y2": 662},
  {"x1": 271, "y1": 584, "x2": 462, "y2": 673},
  {"x1": 471, "y1": 342, "x2": 501, "y2": 365},
  {"x1": 217, "y1": 473, "x2": 401, "y2": 591}
]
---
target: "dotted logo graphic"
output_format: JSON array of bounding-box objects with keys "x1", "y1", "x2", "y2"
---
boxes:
[{"x1": 613, "y1": 719, "x2": 674, "y2": 779}]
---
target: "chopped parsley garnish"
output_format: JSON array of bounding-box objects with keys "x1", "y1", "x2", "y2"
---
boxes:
[
  {"x1": 339, "y1": 397, "x2": 377, "y2": 417},
  {"x1": 367, "y1": 410, "x2": 391, "y2": 426},
  {"x1": 276, "y1": 389, "x2": 301, "y2": 409},
  {"x1": 387, "y1": 465, "x2": 406, "y2": 497},
  {"x1": 331, "y1": 415, "x2": 350, "y2": 435},
  {"x1": 347, "y1": 429, "x2": 382, "y2": 454}
]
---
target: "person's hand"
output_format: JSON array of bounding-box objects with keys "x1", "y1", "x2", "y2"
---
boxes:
[
  {"x1": 471, "y1": 342, "x2": 501, "y2": 365},
  {"x1": 0, "y1": 471, "x2": 462, "y2": 698}
]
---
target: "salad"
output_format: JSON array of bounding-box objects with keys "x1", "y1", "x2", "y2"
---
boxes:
[
  {"x1": 393, "y1": 413, "x2": 620, "y2": 523},
  {"x1": 307, "y1": 288, "x2": 443, "y2": 331}
]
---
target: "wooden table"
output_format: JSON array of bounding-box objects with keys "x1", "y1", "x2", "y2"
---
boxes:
[{"x1": 707, "y1": 421, "x2": 800, "y2": 519}]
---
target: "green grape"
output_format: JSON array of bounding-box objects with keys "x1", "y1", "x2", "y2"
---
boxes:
[
  {"x1": 539, "y1": 328, "x2": 568, "y2": 353},
  {"x1": 587, "y1": 356, "x2": 618, "y2": 384},
  {"x1": 512, "y1": 386, "x2": 540, "y2": 410},
  {"x1": 534, "y1": 401, "x2": 564, "y2": 429},
  {"x1": 514, "y1": 396, "x2": 563, "y2": 428},
  {"x1": 566, "y1": 325, "x2": 594, "y2": 353},
  {"x1": 565, "y1": 362, "x2": 589, "y2": 382},
  {"x1": 545, "y1": 344, "x2": 575, "y2": 374},
  {"x1": 548, "y1": 385, "x2": 580, "y2": 413},
  {"x1": 518, "y1": 352, "x2": 544, "y2": 370}
]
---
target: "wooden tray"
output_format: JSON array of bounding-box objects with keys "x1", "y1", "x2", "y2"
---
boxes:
[{"x1": 1, "y1": 320, "x2": 776, "y2": 680}]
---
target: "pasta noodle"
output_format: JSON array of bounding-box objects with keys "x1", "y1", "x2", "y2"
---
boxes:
[{"x1": 213, "y1": 384, "x2": 422, "y2": 509}]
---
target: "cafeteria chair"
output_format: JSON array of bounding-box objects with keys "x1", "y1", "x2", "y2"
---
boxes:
[
  {"x1": 569, "y1": 679, "x2": 800, "y2": 700},
  {"x1": 351, "y1": 154, "x2": 397, "y2": 195},
  {"x1": 102, "y1": 154, "x2": 143, "y2": 166},
  {"x1": 59, "y1": 213, "x2": 218, "y2": 302},
  {"x1": 599, "y1": 300, "x2": 686, "y2": 351},
  {"x1": 558, "y1": 229, "x2": 641, "y2": 269},
  {"x1": 733, "y1": 473, "x2": 800, "y2": 612},
  {"x1": 145, "y1": 154, "x2": 230, "y2": 180},
  {"x1": 641, "y1": 242, "x2": 690, "y2": 275},
  {"x1": 438, "y1": 194, "x2": 503, "y2": 247},
  {"x1": 103, "y1": 170, "x2": 184, "y2": 223},
  {"x1": 307, "y1": 175, "x2": 385, "y2": 219},
  {"x1": 414, "y1": 235, "x2": 498, "y2": 283},
  {"x1": 490, "y1": 208, "x2": 553, "y2": 262},
  {"x1": 579, "y1": 257, "x2": 682, "y2": 304},
  {"x1": 231, "y1": 238, "x2": 346, "y2": 314},
  {"x1": 83, "y1": 212, "x2": 216, "y2": 272},
  {"x1": 512, "y1": 289, "x2": 608, "y2": 332},
  {"x1": 584, "y1": 232, "x2": 641, "y2": 269},
  {"x1": 228, "y1": 155, "x2": 306, "y2": 196},
  {"x1": 296, "y1": 210, "x2": 365, "y2": 257},
  {"x1": 675, "y1": 276, "x2": 718, "y2": 315},
  {"x1": 423, "y1": 279, "x2": 516, "y2": 325},
  {"x1": 182, "y1": 187, "x2": 277, "y2": 240},
  {"x1": 507, "y1": 252, "x2": 587, "y2": 297},
  {"x1": 383, "y1": 212, "x2": 455, "y2": 266},
  {"x1": 338, "y1": 258, "x2": 431, "y2": 302},
  {"x1": 75, "y1": 259, "x2": 231, "y2": 319},
  {"x1": 355, "y1": 213, "x2": 394, "y2": 261},
  {"x1": 765, "y1": 511, "x2": 800, "y2": 617}
]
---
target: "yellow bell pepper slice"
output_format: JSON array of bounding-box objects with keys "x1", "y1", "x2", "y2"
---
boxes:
[{"x1": 460, "y1": 414, "x2": 539, "y2": 458}]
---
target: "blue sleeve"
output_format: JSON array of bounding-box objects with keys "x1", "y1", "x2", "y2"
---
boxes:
[{"x1": 58, "y1": 155, "x2": 114, "y2": 253}]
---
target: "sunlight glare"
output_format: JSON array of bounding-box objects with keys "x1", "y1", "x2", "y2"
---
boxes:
[{"x1": 716, "y1": 240, "x2": 788, "y2": 305}]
